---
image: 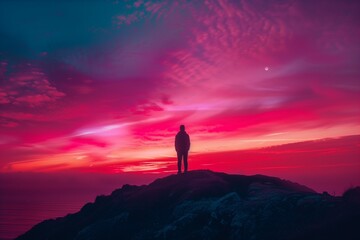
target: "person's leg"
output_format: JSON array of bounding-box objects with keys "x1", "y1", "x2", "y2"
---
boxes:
[
  {"x1": 177, "y1": 152, "x2": 182, "y2": 174},
  {"x1": 183, "y1": 151, "x2": 188, "y2": 173}
]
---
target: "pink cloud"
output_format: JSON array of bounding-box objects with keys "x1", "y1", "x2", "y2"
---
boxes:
[
  {"x1": 15, "y1": 94, "x2": 54, "y2": 106},
  {"x1": 0, "y1": 91, "x2": 10, "y2": 104},
  {"x1": 62, "y1": 136, "x2": 109, "y2": 151},
  {"x1": 131, "y1": 101, "x2": 164, "y2": 115},
  {"x1": 70, "y1": 85, "x2": 94, "y2": 95},
  {"x1": 0, "y1": 120, "x2": 18, "y2": 128},
  {"x1": 1, "y1": 65, "x2": 65, "y2": 107}
]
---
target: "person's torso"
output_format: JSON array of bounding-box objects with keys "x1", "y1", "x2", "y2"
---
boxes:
[{"x1": 176, "y1": 131, "x2": 189, "y2": 150}]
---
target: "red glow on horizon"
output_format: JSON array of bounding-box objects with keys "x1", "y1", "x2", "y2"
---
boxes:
[{"x1": 4, "y1": 135, "x2": 359, "y2": 195}]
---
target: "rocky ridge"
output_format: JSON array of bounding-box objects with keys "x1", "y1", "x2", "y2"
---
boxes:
[{"x1": 17, "y1": 170, "x2": 360, "y2": 240}]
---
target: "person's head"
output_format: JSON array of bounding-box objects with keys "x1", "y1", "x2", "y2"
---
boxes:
[{"x1": 180, "y1": 125, "x2": 185, "y2": 131}]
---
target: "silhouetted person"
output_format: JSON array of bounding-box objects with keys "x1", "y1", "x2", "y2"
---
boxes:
[{"x1": 175, "y1": 125, "x2": 190, "y2": 174}]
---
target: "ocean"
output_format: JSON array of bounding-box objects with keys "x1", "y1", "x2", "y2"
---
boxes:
[
  {"x1": 0, "y1": 191, "x2": 91, "y2": 240},
  {"x1": 0, "y1": 172, "x2": 159, "y2": 240}
]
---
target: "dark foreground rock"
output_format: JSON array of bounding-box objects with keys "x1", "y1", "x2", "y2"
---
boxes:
[{"x1": 17, "y1": 170, "x2": 360, "y2": 240}]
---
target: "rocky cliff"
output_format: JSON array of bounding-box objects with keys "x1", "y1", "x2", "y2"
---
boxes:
[{"x1": 17, "y1": 170, "x2": 360, "y2": 240}]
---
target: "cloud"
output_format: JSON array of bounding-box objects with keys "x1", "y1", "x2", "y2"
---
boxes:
[
  {"x1": 115, "y1": 12, "x2": 144, "y2": 25},
  {"x1": 15, "y1": 94, "x2": 55, "y2": 105},
  {"x1": 113, "y1": 0, "x2": 168, "y2": 26},
  {"x1": 131, "y1": 101, "x2": 164, "y2": 115},
  {"x1": 163, "y1": 0, "x2": 294, "y2": 84},
  {"x1": 0, "y1": 65, "x2": 65, "y2": 107},
  {"x1": 0, "y1": 91, "x2": 11, "y2": 104},
  {"x1": 64, "y1": 136, "x2": 109, "y2": 151},
  {"x1": 0, "y1": 119, "x2": 18, "y2": 128}
]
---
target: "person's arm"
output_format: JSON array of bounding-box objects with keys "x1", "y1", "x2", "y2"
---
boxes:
[{"x1": 186, "y1": 134, "x2": 190, "y2": 151}]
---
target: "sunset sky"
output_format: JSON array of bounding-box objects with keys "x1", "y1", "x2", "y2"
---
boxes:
[{"x1": 0, "y1": 0, "x2": 359, "y2": 184}]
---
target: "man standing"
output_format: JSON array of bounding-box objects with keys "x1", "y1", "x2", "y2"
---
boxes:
[{"x1": 175, "y1": 125, "x2": 190, "y2": 174}]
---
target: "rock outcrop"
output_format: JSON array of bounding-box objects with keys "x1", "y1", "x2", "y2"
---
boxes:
[{"x1": 17, "y1": 170, "x2": 360, "y2": 240}]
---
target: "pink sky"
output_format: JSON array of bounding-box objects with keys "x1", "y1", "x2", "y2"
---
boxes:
[{"x1": 0, "y1": 0, "x2": 359, "y2": 188}]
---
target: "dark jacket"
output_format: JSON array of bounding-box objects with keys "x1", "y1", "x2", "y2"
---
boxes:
[{"x1": 175, "y1": 130, "x2": 190, "y2": 152}]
